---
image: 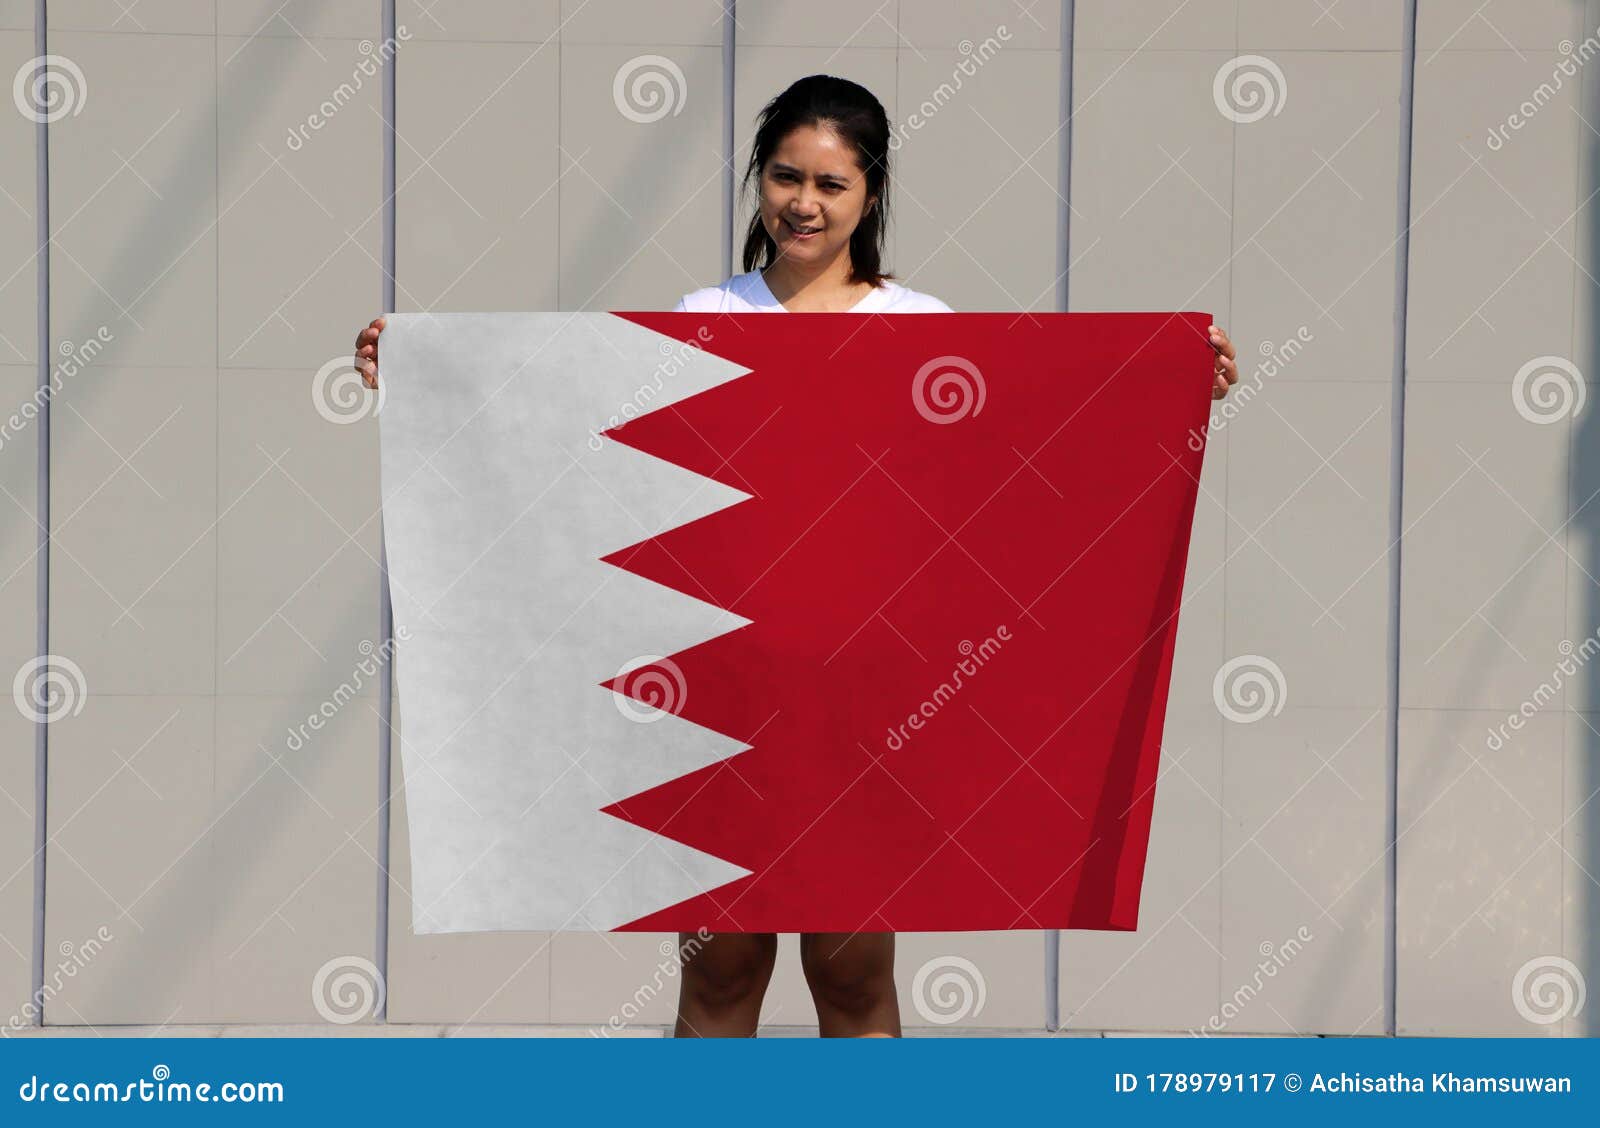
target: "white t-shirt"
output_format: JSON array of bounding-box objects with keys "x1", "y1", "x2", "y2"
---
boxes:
[{"x1": 673, "y1": 269, "x2": 954, "y2": 314}]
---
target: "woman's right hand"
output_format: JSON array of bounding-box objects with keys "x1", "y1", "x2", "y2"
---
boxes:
[{"x1": 355, "y1": 315, "x2": 385, "y2": 389}]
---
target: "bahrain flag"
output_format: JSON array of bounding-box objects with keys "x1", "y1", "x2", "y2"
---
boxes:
[{"x1": 378, "y1": 310, "x2": 1214, "y2": 935}]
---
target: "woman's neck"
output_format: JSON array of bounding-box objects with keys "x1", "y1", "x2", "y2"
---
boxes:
[{"x1": 761, "y1": 254, "x2": 875, "y2": 312}]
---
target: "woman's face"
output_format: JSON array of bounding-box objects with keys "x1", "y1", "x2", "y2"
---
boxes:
[{"x1": 758, "y1": 123, "x2": 876, "y2": 269}]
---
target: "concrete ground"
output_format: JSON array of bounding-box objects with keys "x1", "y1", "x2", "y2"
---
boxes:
[{"x1": 4, "y1": 1024, "x2": 1299, "y2": 1038}]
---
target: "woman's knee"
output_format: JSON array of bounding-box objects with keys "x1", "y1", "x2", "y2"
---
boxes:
[
  {"x1": 800, "y1": 933, "x2": 896, "y2": 1014},
  {"x1": 680, "y1": 932, "x2": 777, "y2": 1011}
]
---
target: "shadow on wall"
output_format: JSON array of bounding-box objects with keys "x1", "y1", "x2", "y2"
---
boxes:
[
  {"x1": 1577, "y1": 65, "x2": 1599, "y2": 1039},
  {"x1": 36, "y1": 37, "x2": 391, "y2": 1023},
  {"x1": 40, "y1": 15, "x2": 741, "y2": 1024}
]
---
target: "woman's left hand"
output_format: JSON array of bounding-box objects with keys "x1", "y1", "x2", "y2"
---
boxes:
[{"x1": 1210, "y1": 324, "x2": 1238, "y2": 399}]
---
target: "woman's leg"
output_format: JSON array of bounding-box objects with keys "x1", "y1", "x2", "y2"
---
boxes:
[
  {"x1": 674, "y1": 931, "x2": 777, "y2": 1037},
  {"x1": 800, "y1": 932, "x2": 901, "y2": 1037}
]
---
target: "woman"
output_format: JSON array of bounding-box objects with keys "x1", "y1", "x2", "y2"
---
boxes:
[{"x1": 355, "y1": 74, "x2": 1239, "y2": 1037}]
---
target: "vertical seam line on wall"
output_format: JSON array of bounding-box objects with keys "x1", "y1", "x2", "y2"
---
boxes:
[
  {"x1": 892, "y1": 1, "x2": 899, "y2": 278},
  {"x1": 377, "y1": 0, "x2": 397, "y2": 1022},
  {"x1": 1216, "y1": 2, "x2": 1239, "y2": 1036},
  {"x1": 723, "y1": 0, "x2": 736, "y2": 278},
  {"x1": 1045, "y1": 0, "x2": 1073, "y2": 1036},
  {"x1": 550, "y1": 17, "x2": 565, "y2": 1009},
  {"x1": 556, "y1": 20, "x2": 562, "y2": 312},
  {"x1": 32, "y1": 0, "x2": 49, "y2": 1027},
  {"x1": 550, "y1": 17, "x2": 561, "y2": 1007},
  {"x1": 1388, "y1": 0, "x2": 1419, "y2": 1039},
  {"x1": 210, "y1": 0, "x2": 220, "y2": 1014}
]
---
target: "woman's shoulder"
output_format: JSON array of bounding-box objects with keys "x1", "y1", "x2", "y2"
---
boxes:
[
  {"x1": 672, "y1": 271, "x2": 768, "y2": 313},
  {"x1": 869, "y1": 278, "x2": 954, "y2": 314}
]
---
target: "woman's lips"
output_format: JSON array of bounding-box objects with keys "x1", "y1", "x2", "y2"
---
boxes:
[{"x1": 783, "y1": 218, "x2": 821, "y2": 240}]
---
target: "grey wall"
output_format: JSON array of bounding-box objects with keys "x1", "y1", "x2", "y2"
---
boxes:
[{"x1": 0, "y1": 0, "x2": 1594, "y2": 1036}]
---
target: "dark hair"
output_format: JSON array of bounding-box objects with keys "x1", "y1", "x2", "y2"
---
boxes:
[{"x1": 740, "y1": 74, "x2": 893, "y2": 287}]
